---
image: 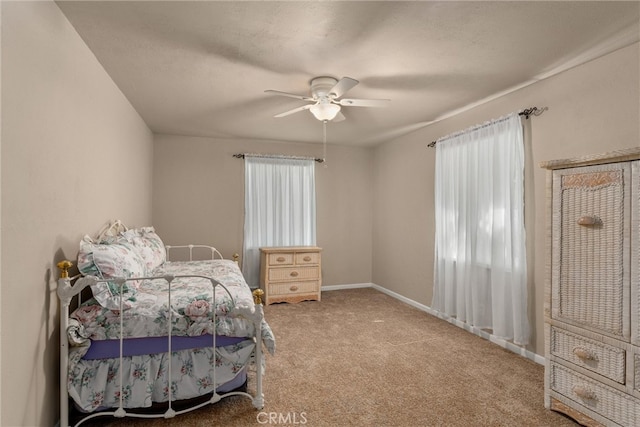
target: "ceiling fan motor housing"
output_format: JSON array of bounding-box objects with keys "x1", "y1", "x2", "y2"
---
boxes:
[{"x1": 310, "y1": 76, "x2": 339, "y2": 99}]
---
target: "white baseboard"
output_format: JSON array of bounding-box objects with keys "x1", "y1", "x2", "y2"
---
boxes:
[
  {"x1": 321, "y1": 282, "x2": 544, "y2": 366},
  {"x1": 321, "y1": 283, "x2": 375, "y2": 291}
]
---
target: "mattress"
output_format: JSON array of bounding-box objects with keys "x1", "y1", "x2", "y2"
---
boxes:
[{"x1": 81, "y1": 334, "x2": 246, "y2": 359}]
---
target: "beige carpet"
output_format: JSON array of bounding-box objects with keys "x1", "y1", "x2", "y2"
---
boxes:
[{"x1": 86, "y1": 287, "x2": 577, "y2": 426}]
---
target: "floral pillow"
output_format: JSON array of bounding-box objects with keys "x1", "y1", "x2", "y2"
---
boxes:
[
  {"x1": 121, "y1": 227, "x2": 166, "y2": 274},
  {"x1": 77, "y1": 237, "x2": 145, "y2": 310}
]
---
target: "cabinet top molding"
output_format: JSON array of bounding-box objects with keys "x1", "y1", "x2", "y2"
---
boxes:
[{"x1": 540, "y1": 147, "x2": 640, "y2": 170}]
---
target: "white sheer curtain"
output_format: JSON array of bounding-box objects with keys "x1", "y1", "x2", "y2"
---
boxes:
[
  {"x1": 432, "y1": 113, "x2": 529, "y2": 345},
  {"x1": 242, "y1": 156, "x2": 316, "y2": 288}
]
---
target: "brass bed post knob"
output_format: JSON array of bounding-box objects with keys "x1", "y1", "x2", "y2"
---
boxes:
[
  {"x1": 253, "y1": 289, "x2": 264, "y2": 305},
  {"x1": 57, "y1": 260, "x2": 73, "y2": 279}
]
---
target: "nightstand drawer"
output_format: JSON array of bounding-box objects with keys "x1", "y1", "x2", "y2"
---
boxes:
[
  {"x1": 268, "y1": 266, "x2": 319, "y2": 282},
  {"x1": 270, "y1": 280, "x2": 319, "y2": 296},
  {"x1": 295, "y1": 252, "x2": 319, "y2": 265},
  {"x1": 268, "y1": 253, "x2": 294, "y2": 266},
  {"x1": 550, "y1": 327, "x2": 626, "y2": 384}
]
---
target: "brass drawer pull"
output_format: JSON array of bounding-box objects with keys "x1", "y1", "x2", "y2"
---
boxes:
[
  {"x1": 573, "y1": 347, "x2": 596, "y2": 361},
  {"x1": 577, "y1": 216, "x2": 601, "y2": 226},
  {"x1": 303, "y1": 256, "x2": 312, "y2": 262},
  {"x1": 572, "y1": 385, "x2": 597, "y2": 401},
  {"x1": 290, "y1": 271, "x2": 299, "y2": 277},
  {"x1": 276, "y1": 256, "x2": 286, "y2": 262},
  {"x1": 290, "y1": 285, "x2": 298, "y2": 292}
]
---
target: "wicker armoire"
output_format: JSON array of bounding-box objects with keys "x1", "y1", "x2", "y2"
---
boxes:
[{"x1": 541, "y1": 148, "x2": 640, "y2": 426}]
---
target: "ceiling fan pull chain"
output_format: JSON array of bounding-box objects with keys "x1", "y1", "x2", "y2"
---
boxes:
[{"x1": 323, "y1": 120, "x2": 328, "y2": 168}]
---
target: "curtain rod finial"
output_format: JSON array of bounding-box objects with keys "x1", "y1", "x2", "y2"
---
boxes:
[{"x1": 521, "y1": 106, "x2": 548, "y2": 119}]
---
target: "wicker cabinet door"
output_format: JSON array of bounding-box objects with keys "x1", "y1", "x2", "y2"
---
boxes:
[{"x1": 551, "y1": 162, "x2": 631, "y2": 341}]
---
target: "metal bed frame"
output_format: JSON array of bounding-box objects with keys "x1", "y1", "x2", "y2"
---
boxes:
[{"x1": 56, "y1": 246, "x2": 265, "y2": 427}]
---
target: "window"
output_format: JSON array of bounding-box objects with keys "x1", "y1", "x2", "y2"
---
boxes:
[
  {"x1": 242, "y1": 156, "x2": 316, "y2": 288},
  {"x1": 431, "y1": 113, "x2": 529, "y2": 345}
]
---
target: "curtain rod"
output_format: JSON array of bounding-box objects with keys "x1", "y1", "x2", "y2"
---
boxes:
[
  {"x1": 427, "y1": 107, "x2": 547, "y2": 148},
  {"x1": 233, "y1": 153, "x2": 325, "y2": 163}
]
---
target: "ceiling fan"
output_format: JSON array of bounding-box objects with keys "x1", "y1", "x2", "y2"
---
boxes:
[{"x1": 265, "y1": 76, "x2": 390, "y2": 122}]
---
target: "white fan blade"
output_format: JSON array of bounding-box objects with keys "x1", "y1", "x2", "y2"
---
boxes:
[
  {"x1": 265, "y1": 90, "x2": 314, "y2": 101},
  {"x1": 274, "y1": 104, "x2": 312, "y2": 118},
  {"x1": 332, "y1": 111, "x2": 346, "y2": 122},
  {"x1": 329, "y1": 77, "x2": 359, "y2": 98},
  {"x1": 337, "y1": 98, "x2": 390, "y2": 107}
]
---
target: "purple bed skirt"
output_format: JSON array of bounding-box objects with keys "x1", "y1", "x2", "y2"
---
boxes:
[{"x1": 82, "y1": 334, "x2": 248, "y2": 360}]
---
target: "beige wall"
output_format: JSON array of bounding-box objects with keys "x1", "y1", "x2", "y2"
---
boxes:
[
  {"x1": 153, "y1": 135, "x2": 373, "y2": 287},
  {"x1": 372, "y1": 43, "x2": 640, "y2": 356},
  {"x1": 1, "y1": 2, "x2": 153, "y2": 426}
]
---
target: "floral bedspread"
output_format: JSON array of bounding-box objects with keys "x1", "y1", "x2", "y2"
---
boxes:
[{"x1": 71, "y1": 259, "x2": 274, "y2": 351}]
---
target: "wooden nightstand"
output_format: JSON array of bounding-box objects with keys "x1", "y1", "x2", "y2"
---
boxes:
[{"x1": 259, "y1": 246, "x2": 322, "y2": 305}]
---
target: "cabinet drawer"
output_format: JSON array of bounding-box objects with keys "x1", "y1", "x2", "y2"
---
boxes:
[
  {"x1": 269, "y1": 280, "x2": 319, "y2": 296},
  {"x1": 268, "y1": 266, "x2": 319, "y2": 282},
  {"x1": 268, "y1": 253, "x2": 294, "y2": 266},
  {"x1": 550, "y1": 362, "x2": 640, "y2": 426},
  {"x1": 295, "y1": 252, "x2": 319, "y2": 265},
  {"x1": 635, "y1": 354, "x2": 640, "y2": 394},
  {"x1": 550, "y1": 327, "x2": 626, "y2": 384}
]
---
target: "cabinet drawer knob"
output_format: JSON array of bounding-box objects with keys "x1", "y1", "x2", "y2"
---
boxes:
[
  {"x1": 577, "y1": 216, "x2": 601, "y2": 226},
  {"x1": 573, "y1": 347, "x2": 596, "y2": 361},
  {"x1": 572, "y1": 385, "x2": 597, "y2": 401},
  {"x1": 276, "y1": 256, "x2": 286, "y2": 262},
  {"x1": 290, "y1": 285, "x2": 298, "y2": 292},
  {"x1": 290, "y1": 271, "x2": 299, "y2": 277},
  {"x1": 303, "y1": 256, "x2": 312, "y2": 262}
]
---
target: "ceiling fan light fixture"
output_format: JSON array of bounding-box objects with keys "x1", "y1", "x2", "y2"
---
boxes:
[
  {"x1": 267, "y1": 76, "x2": 388, "y2": 121},
  {"x1": 310, "y1": 102, "x2": 341, "y2": 121}
]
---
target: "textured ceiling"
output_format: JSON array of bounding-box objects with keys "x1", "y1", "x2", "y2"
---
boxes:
[{"x1": 56, "y1": 1, "x2": 639, "y2": 147}]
